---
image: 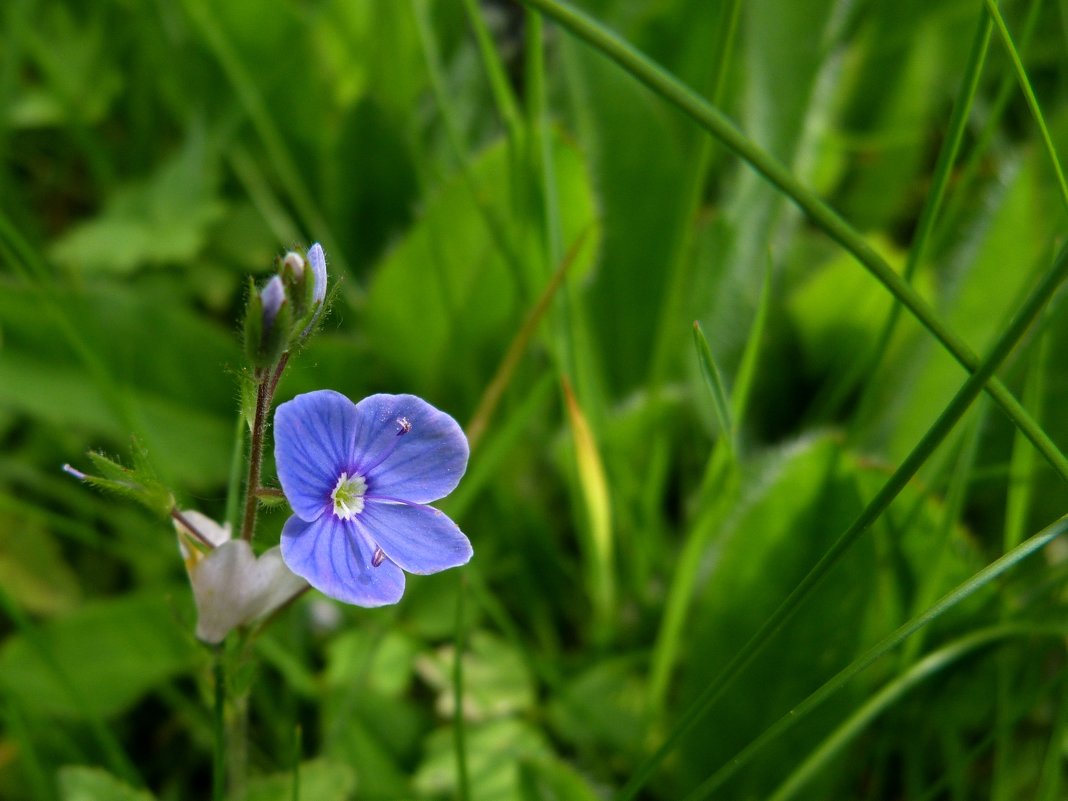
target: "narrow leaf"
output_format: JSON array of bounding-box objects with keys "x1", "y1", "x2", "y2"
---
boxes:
[{"x1": 693, "y1": 321, "x2": 734, "y2": 457}]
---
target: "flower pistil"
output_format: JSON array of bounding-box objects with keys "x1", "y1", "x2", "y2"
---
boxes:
[{"x1": 331, "y1": 472, "x2": 367, "y2": 520}]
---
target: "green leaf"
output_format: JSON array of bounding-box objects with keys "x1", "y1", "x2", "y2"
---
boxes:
[
  {"x1": 785, "y1": 233, "x2": 933, "y2": 380},
  {"x1": 244, "y1": 759, "x2": 356, "y2": 801},
  {"x1": 50, "y1": 137, "x2": 224, "y2": 274},
  {"x1": 0, "y1": 592, "x2": 197, "y2": 719},
  {"x1": 517, "y1": 757, "x2": 602, "y2": 801},
  {"x1": 414, "y1": 718, "x2": 552, "y2": 801},
  {"x1": 858, "y1": 148, "x2": 1058, "y2": 462},
  {"x1": 0, "y1": 514, "x2": 82, "y2": 616},
  {"x1": 675, "y1": 432, "x2": 981, "y2": 797},
  {"x1": 415, "y1": 631, "x2": 535, "y2": 721},
  {"x1": 692, "y1": 321, "x2": 733, "y2": 450},
  {"x1": 548, "y1": 656, "x2": 647, "y2": 758},
  {"x1": 365, "y1": 133, "x2": 598, "y2": 392},
  {"x1": 58, "y1": 766, "x2": 157, "y2": 801},
  {"x1": 0, "y1": 280, "x2": 236, "y2": 489},
  {"x1": 324, "y1": 629, "x2": 418, "y2": 698}
]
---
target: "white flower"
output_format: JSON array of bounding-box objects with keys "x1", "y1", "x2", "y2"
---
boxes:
[{"x1": 175, "y1": 511, "x2": 307, "y2": 644}]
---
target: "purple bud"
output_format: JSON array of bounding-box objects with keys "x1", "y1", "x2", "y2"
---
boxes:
[
  {"x1": 261, "y1": 275, "x2": 285, "y2": 330},
  {"x1": 307, "y1": 243, "x2": 327, "y2": 305}
]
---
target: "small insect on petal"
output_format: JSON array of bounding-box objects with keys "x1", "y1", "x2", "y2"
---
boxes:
[{"x1": 372, "y1": 546, "x2": 386, "y2": 568}]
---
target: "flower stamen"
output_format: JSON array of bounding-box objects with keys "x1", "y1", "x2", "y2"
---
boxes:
[
  {"x1": 372, "y1": 546, "x2": 386, "y2": 567},
  {"x1": 331, "y1": 472, "x2": 367, "y2": 520}
]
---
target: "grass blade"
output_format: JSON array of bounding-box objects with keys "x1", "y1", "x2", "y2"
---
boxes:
[
  {"x1": 684, "y1": 519, "x2": 1068, "y2": 801},
  {"x1": 516, "y1": 0, "x2": 1068, "y2": 486},
  {"x1": 692, "y1": 321, "x2": 734, "y2": 460},
  {"x1": 984, "y1": 0, "x2": 1068, "y2": 213},
  {"x1": 619, "y1": 238, "x2": 1068, "y2": 801},
  {"x1": 769, "y1": 624, "x2": 1068, "y2": 801}
]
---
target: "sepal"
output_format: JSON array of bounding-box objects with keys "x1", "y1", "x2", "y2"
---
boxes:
[{"x1": 64, "y1": 438, "x2": 173, "y2": 518}]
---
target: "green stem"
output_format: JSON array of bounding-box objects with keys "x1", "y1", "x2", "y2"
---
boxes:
[
  {"x1": 515, "y1": 0, "x2": 1068, "y2": 486},
  {"x1": 240, "y1": 354, "x2": 290, "y2": 542},
  {"x1": 213, "y1": 652, "x2": 226, "y2": 801},
  {"x1": 240, "y1": 379, "x2": 269, "y2": 542}
]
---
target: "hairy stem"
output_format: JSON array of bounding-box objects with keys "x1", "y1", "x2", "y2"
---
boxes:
[
  {"x1": 240, "y1": 379, "x2": 270, "y2": 543},
  {"x1": 240, "y1": 353, "x2": 291, "y2": 543}
]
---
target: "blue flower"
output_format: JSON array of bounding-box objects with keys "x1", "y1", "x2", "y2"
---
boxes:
[{"x1": 274, "y1": 390, "x2": 472, "y2": 606}]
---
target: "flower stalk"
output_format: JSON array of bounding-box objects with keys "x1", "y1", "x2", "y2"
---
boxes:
[
  {"x1": 238, "y1": 244, "x2": 321, "y2": 544},
  {"x1": 240, "y1": 378, "x2": 271, "y2": 543}
]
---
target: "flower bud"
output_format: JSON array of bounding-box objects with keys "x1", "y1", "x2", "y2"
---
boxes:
[
  {"x1": 308, "y1": 243, "x2": 327, "y2": 306},
  {"x1": 244, "y1": 275, "x2": 292, "y2": 371},
  {"x1": 296, "y1": 243, "x2": 328, "y2": 337},
  {"x1": 261, "y1": 275, "x2": 285, "y2": 331},
  {"x1": 281, "y1": 251, "x2": 305, "y2": 281}
]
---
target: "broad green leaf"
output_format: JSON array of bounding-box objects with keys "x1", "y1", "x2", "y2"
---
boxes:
[
  {"x1": 323, "y1": 692, "x2": 422, "y2": 800},
  {"x1": 245, "y1": 759, "x2": 356, "y2": 801},
  {"x1": 832, "y1": 6, "x2": 964, "y2": 228},
  {"x1": 415, "y1": 631, "x2": 534, "y2": 721},
  {"x1": 0, "y1": 280, "x2": 236, "y2": 489},
  {"x1": 0, "y1": 514, "x2": 81, "y2": 616},
  {"x1": 324, "y1": 629, "x2": 418, "y2": 698},
  {"x1": 0, "y1": 592, "x2": 197, "y2": 719},
  {"x1": 517, "y1": 757, "x2": 602, "y2": 801},
  {"x1": 50, "y1": 138, "x2": 224, "y2": 275},
  {"x1": 11, "y1": 5, "x2": 122, "y2": 130},
  {"x1": 690, "y1": 0, "x2": 847, "y2": 384},
  {"x1": 58, "y1": 766, "x2": 156, "y2": 801},
  {"x1": 414, "y1": 718, "x2": 552, "y2": 801},
  {"x1": 785, "y1": 233, "x2": 935, "y2": 380},
  {"x1": 364, "y1": 133, "x2": 598, "y2": 393},
  {"x1": 676, "y1": 433, "x2": 981, "y2": 797},
  {"x1": 858, "y1": 148, "x2": 1057, "y2": 460},
  {"x1": 548, "y1": 656, "x2": 647, "y2": 758}
]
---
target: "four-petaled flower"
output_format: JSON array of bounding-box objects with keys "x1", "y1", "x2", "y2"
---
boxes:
[{"x1": 274, "y1": 390, "x2": 472, "y2": 606}]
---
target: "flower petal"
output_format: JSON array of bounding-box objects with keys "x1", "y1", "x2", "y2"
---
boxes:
[
  {"x1": 353, "y1": 394, "x2": 469, "y2": 504},
  {"x1": 275, "y1": 390, "x2": 360, "y2": 521},
  {"x1": 187, "y1": 541, "x2": 307, "y2": 644},
  {"x1": 280, "y1": 513, "x2": 405, "y2": 607},
  {"x1": 359, "y1": 501, "x2": 472, "y2": 574}
]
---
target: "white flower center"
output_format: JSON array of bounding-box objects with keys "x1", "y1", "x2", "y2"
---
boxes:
[{"x1": 331, "y1": 472, "x2": 367, "y2": 520}]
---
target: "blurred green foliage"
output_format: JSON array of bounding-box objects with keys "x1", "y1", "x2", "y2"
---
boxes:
[{"x1": 3, "y1": 0, "x2": 1068, "y2": 799}]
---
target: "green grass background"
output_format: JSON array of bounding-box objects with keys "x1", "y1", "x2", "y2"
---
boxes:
[{"x1": 3, "y1": 0, "x2": 1068, "y2": 799}]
